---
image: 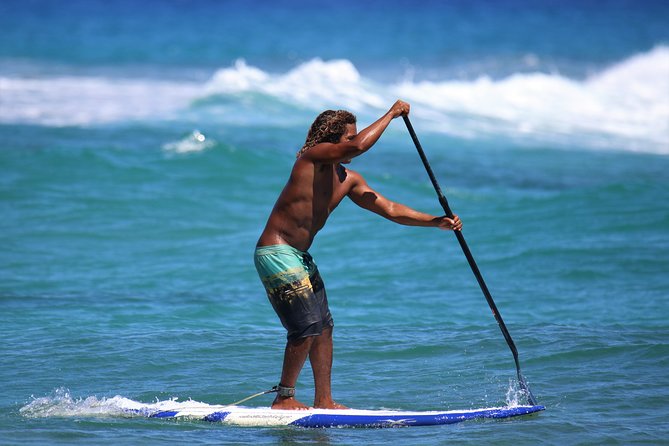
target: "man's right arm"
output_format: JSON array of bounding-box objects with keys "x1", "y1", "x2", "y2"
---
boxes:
[{"x1": 301, "y1": 100, "x2": 410, "y2": 164}]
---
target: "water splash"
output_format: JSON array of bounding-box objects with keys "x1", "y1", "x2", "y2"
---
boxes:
[
  {"x1": 162, "y1": 130, "x2": 214, "y2": 154},
  {"x1": 505, "y1": 379, "x2": 533, "y2": 407},
  {"x1": 19, "y1": 388, "x2": 228, "y2": 420},
  {"x1": 19, "y1": 388, "x2": 144, "y2": 418}
]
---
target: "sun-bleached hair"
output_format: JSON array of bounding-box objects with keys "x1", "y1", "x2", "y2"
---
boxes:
[{"x1": 296, "y1": 110, "x2": 356, "y2": 158}]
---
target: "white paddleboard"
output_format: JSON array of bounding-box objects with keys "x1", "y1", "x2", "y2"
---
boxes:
[{"x1": 129, "y1": 402, "x2": 545, "y2": 428}]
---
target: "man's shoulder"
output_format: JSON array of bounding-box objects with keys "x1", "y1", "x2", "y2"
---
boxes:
[
  {"x1": 291, "y1": 155, "x2": 316, "y2": 172},
  {"x1": 289, "y1": 156, "x2": 340, "y2": 182}
]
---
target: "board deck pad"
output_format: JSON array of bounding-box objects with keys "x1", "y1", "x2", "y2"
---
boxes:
[{"x1": 128, "y1": 402, "x2": 545, "y2": 428}]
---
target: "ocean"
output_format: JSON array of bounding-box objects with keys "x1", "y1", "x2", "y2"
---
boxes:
[{"x1": 1, "y1": 0, "x2": 668, "y2": 444}]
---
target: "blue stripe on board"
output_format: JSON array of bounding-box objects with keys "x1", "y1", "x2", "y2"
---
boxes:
[
  {"x1": 288, "y1": 405, "x2": 545, "y2": 428},
  {"x1": 148, "y1": 411, "x2": 180, "y2": 418},
  {"x1": 203, "y1": 411, "x2": 230, "y2": 422}
]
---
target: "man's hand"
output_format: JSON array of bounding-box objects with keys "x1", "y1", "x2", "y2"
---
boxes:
[
  {"x1": 435, "y1": 214, "x2": 462, "y2": 231},
  {"x1": 390, "y1": 100, "x2": 410, "y2": 118}
]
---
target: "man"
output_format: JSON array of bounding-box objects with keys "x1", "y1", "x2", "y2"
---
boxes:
[{"x1": 254, "y1": 100, "x2": 462, "y2": 410}]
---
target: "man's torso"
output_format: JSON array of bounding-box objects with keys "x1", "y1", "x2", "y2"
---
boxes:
[{"x1": 257, "y1": 159, "x2": 353, "y2": 251}]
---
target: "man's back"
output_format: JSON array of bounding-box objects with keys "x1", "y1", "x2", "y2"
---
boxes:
[{"x1": 257, "y1": 157, "x2": 350, "y2": 251}]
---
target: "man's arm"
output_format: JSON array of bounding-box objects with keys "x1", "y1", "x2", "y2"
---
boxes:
[
  {"x1": 347, "y1": 170, "x2": 462, "y2": 230},
  {"x1": 301, "y1": 100, "x2": 410, "y2": 164}
]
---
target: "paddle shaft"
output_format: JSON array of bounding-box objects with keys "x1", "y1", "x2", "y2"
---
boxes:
[{"x1": 402, "y1": 115, "x2": 537, "y2": 406}]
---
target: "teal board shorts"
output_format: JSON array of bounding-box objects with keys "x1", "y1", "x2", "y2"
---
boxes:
[{"x1": 254, "y1": 244, "x2": 334, "y2": 341}]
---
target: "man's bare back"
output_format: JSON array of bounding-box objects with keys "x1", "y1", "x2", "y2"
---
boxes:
[{"x1": 257, "y1": 147, "x2": 356, "y2": 252}]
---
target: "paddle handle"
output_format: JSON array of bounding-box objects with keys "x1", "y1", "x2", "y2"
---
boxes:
[{"x1": 402, "y1": 115, "x2": 538, "y2": 406}]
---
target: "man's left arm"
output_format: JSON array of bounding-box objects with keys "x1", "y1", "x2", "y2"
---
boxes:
[{"x1": 346, "y1": 170, "x2": 462, "y2": 231}]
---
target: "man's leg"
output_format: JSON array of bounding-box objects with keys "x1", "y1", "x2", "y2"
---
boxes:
[
  {"x1": 309, "y1": 327, "x2": 347, "y2": 409},
  {"x1": 272, "y1": 336, "x2": 314, "y2": 410}
]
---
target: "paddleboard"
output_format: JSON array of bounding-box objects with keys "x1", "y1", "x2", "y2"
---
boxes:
[{"x1": 131, "y1": 403, "x2": 545, "y2": 428}]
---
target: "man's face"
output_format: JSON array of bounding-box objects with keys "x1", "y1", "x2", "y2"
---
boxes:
[{"x1": 339, "y1": 123, "x2": 357, "y2": 164}]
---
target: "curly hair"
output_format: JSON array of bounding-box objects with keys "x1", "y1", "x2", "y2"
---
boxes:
[{"x1": 296, "y1": 110, "x2": 357, "y2": 158}]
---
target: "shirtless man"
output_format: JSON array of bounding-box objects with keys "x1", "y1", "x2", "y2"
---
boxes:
[{"x1": 254, "y1": 100, "x2": 462, "y2": 410}]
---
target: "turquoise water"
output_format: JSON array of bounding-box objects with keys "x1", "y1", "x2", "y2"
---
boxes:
[{"x1": 2, "y1": 1, "x2": 669, "y2": 444}]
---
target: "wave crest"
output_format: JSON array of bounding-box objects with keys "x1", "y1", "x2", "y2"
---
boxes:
[
  {"x1": 395, "y1": 46, "x2": 669, "y2": 152},
  {"x1": 1, "y1": 47, "x2": 667, "y2": 153},
  {"x1": 205, "y1": 58, "x2": 385, "y2": 111}
]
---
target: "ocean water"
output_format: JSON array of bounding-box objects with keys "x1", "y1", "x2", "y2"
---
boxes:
[{"x1": 2, "y1": 0, "x2": 669, "y2": 444}]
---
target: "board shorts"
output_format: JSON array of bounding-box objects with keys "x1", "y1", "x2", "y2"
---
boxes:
[{"x1": 254, "y1": 244, "x2": 334, "y2": 341}]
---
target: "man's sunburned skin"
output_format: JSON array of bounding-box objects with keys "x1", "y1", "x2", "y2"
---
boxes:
[{"x1": 257, "y1": 101, "x2": 462, "y2": 410}]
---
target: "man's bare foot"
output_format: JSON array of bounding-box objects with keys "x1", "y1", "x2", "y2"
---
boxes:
[
  {"x1": 314, "y1": 400, "x2": 349, "y2": 410},
  {"x1": 271, "y1": 395, "x2": 311, "y2": 410}
]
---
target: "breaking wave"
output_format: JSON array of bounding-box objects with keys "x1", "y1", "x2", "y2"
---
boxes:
[{"x1": 1, "y1": 46, "x2": 667, "y2": 153}]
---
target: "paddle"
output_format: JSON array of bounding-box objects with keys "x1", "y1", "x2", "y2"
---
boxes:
[{"x1": 402, "y1": 115, "x2": 538, "y2": 406}]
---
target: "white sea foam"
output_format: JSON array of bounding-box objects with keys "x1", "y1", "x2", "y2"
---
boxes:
[
  {"x1": 0, "y1": 75, "x2": 199, "y2": 126},
  {"x1": 395, "y1": 46, "x2": 669, "y2": 152},
  {"x1": 162, "y1": 130, "x2": 214, "y2": 153},
  {"x1": 204, "y1": 58, "x2": 386, "y2": 111},
  {"x1": 19, "y1": 387, "x2": 210, "y2": 419},
  {"x1": 1, "y1": 47, "x2": 667, "y2": 153},
  {"x1": 19, "y1": 388, "x2": 142, "y2": 418}
]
